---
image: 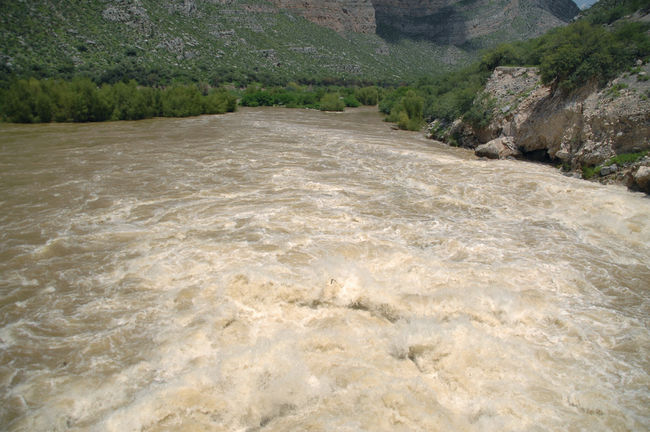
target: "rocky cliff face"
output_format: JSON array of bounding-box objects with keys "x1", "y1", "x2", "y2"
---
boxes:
[
  {"x1": 372, "y1": 0, "x2": 579, "y2": 44},
  {"x1": 440, "y1": 65, "x2": 650, "y2": 193},
  {"x1": 267, "y1": 0, "x2": 579, "y2": 43},
  {"x1": 268, "y1": 0, "x2": 376, "y2": 33}
]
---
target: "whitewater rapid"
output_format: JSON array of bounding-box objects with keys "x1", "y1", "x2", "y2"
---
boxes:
[{"x1": 1, "y1": 107, "x2": 648, "y2": 431}]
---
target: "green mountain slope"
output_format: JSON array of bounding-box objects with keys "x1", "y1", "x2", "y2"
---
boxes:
[{"x1": 0, "y1": 0, "x2": 474, "y2": 85}]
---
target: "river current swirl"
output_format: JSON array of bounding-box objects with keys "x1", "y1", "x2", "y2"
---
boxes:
[{"x1": 1, "y1": 107, "x2": 648, "y2": 431}]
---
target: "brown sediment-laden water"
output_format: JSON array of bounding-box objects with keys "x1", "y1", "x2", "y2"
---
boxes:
[{"x1": 1, "y1": 107, "x2": 648, "y2": 431}]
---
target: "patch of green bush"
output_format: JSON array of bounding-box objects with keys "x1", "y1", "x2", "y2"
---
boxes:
[
  {"x1": 604, "y1": 151, "x2": 649, "y2": 166},
  {"x1": 354, "y1": 86, "x2": 379, "y2": 106},
  {"x1": 582, "y1": 165, "x2": 601, "y2": 179},
  {"x1": 384, "y1": 89, "x2": 424, "y2": 131},
  {"x1": 319, "y1": 92, "x2": 345, "y2": 111},
  {"x1": 343, "y1": 94, "x2": 361, "y2": 108},
  {"x1": 605, "y1": 82, "x2": 629, "y2": 98},
  {"x1": 462, "y1": 92, "x2": 496, "y2": 130},
  {"x1": 239, "y1": 84, "x2": 323, "y2": 109},
  {"x1": 583, "y1": 0, "x2": 650, "y2": 25}
]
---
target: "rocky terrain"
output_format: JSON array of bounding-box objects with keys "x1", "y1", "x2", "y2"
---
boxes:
[
  {"x1": 433, "y1": 64, "x2": 650, "y2": 193},
  {"x1": 268, "y1": 0, "x2": 580, "y2": 46}
]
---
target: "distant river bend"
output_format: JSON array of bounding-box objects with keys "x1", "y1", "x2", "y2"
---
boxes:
[{"x1": 1, "y1": 107, "x2": 648, "y2": 430}]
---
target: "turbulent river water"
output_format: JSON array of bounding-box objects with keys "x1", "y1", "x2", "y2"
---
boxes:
[{"x1": 0, "y1": 107, "x2": 649, "y2": 431}]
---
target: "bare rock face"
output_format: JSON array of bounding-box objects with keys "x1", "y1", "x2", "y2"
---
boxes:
[
  {"x1": 371, "y1": 0, "x2": 579, "y2": 44},
  {"x1": 451, "y1": 65, "x2": 650, "y2": 192},
  {"x1": 102, "y1": 0, "x2": 153, "y2": 35},
  {"x1": 268, "y1": 0, "x2": 376, "y2": 33}
]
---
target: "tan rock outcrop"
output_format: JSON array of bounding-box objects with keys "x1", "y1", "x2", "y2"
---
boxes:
[
  {"x1": 629, "y1": 166, "x2": 650, "y2": 193},
  {"x1": 446, "y1": 65, "x2": 650, "y2": 192},
  {"x1": 475, "y1": 136, "x2": 522, "y2": 159}
]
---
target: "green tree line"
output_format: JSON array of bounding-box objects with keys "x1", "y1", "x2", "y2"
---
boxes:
[
  {"x1": 0, "y1": 78, "x2": 382, "y2": 122},
  {"x1": 0, "y1": 78, "x2": 237, "y2": 123},
  {"x1": 239, "y1": 84, "x2": 379, "y2": 111}
]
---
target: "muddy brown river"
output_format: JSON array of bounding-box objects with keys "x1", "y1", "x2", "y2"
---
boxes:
[{"x1": 1, "y1": 107, "x2": 649, "y2": 431}]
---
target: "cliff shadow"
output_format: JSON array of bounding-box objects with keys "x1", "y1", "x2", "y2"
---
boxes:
[{"x1": 373, "y1": 4, "x2": 468, "y2": 46}]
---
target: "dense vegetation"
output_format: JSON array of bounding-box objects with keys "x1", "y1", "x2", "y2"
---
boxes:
[
  {"x1": 239, "y1": 84, "x2": 378, "y2": 111},
  {"x1": 583, "y1": 0, "x2": 650, "y2": 24},
  {"x1": 0, "y1": 78, "x2": 236, "y2": 123},
  {"x1": 379, "y1": 0, "x2": 650, "y2": 130},
  {"x1": 0, "y1": 79, "x2": 383, "y2": 122}
]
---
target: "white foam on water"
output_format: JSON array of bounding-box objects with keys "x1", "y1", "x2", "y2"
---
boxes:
[{"x1": 0, "y1": 109, "x2": 649, "y2": 431}]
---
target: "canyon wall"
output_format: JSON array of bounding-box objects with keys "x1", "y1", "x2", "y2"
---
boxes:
[
  {"x1": 268, "y1": 0, "x2": 580, "y2": 44},
  {"x1": 370, "y1": 0, "x2": 580, "y2": 44}
]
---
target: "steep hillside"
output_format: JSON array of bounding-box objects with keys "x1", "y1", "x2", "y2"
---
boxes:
[
  {"x1": 0, "y1": 0, "x2": 580, "y2": 85},
  {"x1": 372, "y1": 0, "x2": 579, "y2": 48},
  {"x1": 0, "y1": 0, "x2": 464, "y2": 85}
]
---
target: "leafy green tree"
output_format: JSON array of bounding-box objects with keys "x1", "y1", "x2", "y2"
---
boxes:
[
  {"x1": 319, "y1": 92, "x2": 345, "y2": 111},
  {"x1": 479, "y1": 43, "x2": 524, "y2": 71},
  {"x1": 463, "y1": 93, "x2": 496, "y2": 130},
  {"x1": 161, "y1": 85, "x2": 203, "y2": 117},
  {"x1": 203, "y1": 89, "x2": 237, "y2": 114},
  {"x1": 34, "y1": 92, "x2": 53, "y2": 123},
  {"x1": 343, "y1": 94, "x2": 361, "y2": 107},
  {"x1": 402, "y1": 90, "x2": 423, "y2": 122},
  {"x1": 103, "y1": 81, "x2": 150, "y2": 120},
  {"x1": 4, "y1": 79, "x2": 36, "y2": 123},
  {"x1": 384, "y1": 89, "x2": 425, "y2": 131},
  {"x1": 69, "y1": 77, "x2": 110, "y2": 122},
  {"x1": 355, "y1": 86, "x2": 379, "y2": 105}
]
